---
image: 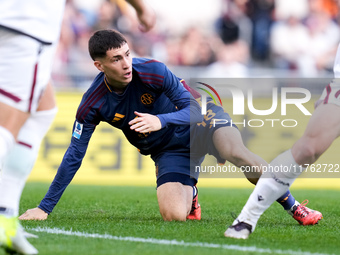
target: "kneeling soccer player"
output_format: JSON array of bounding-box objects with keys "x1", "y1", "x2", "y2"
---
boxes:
[{"x1": 19, "y1": 29, "x2": 320, "y2": 225}]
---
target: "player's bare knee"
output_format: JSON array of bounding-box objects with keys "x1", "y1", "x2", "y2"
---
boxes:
[
  {"x1": 161, "y1": 209, "x2": 187, "y2": 221},
  {"x1": 159, "y1": 202, "x2": 187, "y2": 221},
  {"x1": 294, "y1": 139, "x2": 319, "y2": 165}
]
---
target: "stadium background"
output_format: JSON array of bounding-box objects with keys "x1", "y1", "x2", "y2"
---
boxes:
[{"x1": 28, "y1": 0, "x2": 340, "y2": 190}]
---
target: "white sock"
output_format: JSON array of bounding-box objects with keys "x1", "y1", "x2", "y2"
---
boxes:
[
  {"x1": 0, "y1": 108, "x2": 57, "y2": 216},
  {"x1": 193, "y1": 185, "x2": 197, "y2": 198},
  {"x1": 234, "y1": 150, "x2": 305, "y2": 232},
  {"x1": 0, "y1": 126, "x2": 15, "y2": 166}
]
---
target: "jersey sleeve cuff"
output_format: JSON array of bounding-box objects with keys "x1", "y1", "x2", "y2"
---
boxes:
[
  {"x1": 156, "y1": 114, "x2": 167, "y2": 128},
  {"x1": 38, "y1": 204, "x2": 51, "y2": 215}
]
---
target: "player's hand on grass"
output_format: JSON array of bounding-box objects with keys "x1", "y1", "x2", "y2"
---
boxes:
[
  {"x1": 129, "y1": 111, "x2": 162, "y2": 133},
  {"x1": 19, "y1": 207, "x2": 48, "y2": 221}
]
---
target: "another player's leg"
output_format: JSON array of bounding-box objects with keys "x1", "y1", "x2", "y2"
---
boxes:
[
  {"x1": 225, "y1": 103, "x2": 340, "y2": 239},
  {"x1": 213, "y1": 126, "x2": 305, "y2": 217},
  {"x1": 0, "y1": 213, "x2": 38, "y2": 255},
  {"x1": 0, "y1": 102, "x2": 28, "y2": 162},
  {"x1": 0, "y1": 84, "x2": 56, "y2": 253},
  {"x1": 288, "y1": 103, "x2": 340, "y2": 226},
  {"x1": 224, "y1": 152, "x2": 302, "y2": 239},
  {"x1": 224, "y1": 150, "x2": 322, "y2": 239},
  {"x1": 0, "y1": 30, "x2": 39, "y2": 254},
  {"x1": 0, "y1": 107, "x2": 36, "y2": 254},
  {"x1": 275, "y1": 190, "x2": 321, "y2": 225},
  {"x1": 0, "y1": 83, "x2": 56, "y2": 215}
]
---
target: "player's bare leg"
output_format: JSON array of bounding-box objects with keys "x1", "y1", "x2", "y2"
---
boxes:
[
  {"x1": 0, "y1": 101, "x2": 35, "y2": 254},
  {"x1": 157, "y1": 182, "x2": 193, "y2": 221},
  {"x1": 0, "y1": 82, "x2": 56, "y2": 253},
  {"x1": 18, "y1": 83, "x2": 56, "y2": 222},
  {"x1": 292, "y1": 103, "x2": 340, "y2": 165},
  {"x1": 0, "y1": 102, "x2": 29, "y2": 140},
  {"x1": 2, "y1": 82, "x2": 56, "y2": 216},
  {"x1": 287, "y1": 103, "x2": 340, "y2": 226},
  {"x1": 0, "y1": 104, "x2": 36, "y2": 254},
  {"x1": 36, "y1": 81, "x2": 56, "y2": 112},
  {"x1": 0, "y1": 102, "x2": 29, "y2": 164},
  {"x1": 212, "y1": 126, "x2": 266, "y2": 184}
]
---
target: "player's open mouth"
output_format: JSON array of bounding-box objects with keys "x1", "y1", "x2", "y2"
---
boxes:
[{"x1": 124, "y1": 71, "x2": 132, "y2": 78}]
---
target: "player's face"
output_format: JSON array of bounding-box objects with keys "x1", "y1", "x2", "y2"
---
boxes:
[{"x1": 95, "y1": 43, "x2": 132, "y2": 92}]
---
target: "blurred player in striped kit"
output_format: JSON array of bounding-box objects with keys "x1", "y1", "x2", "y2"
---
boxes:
[{"x1": 0, "y1": 1, "x2": 155, "y2": 254}]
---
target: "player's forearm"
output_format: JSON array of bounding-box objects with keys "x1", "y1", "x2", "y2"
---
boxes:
[
  {"x1": 38, "y1": 162, "x2": 80, "y2": 214},
  {"x1": 158, "y1": 86, "x2": 203, "y2": 127},
  {"x1": 39, "y1": 181, "x2": 69, "y2": 214},
  {"x1": 157, "y1": 99, "x2": 203, "y2": 127},
  {"x1": 38, "y1": 143, "x2": 85, "y2": 214},
  {"x1": 38, "y1": 179, "x2": 68, "y2": 215}
]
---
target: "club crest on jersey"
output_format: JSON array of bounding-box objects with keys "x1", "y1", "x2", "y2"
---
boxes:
[
  {"x1": 141, "y1": 93, "x2": 154, "y2": 105},
  {"x1": 73, "y1": 121, "x2": 83, "y2": 139}
]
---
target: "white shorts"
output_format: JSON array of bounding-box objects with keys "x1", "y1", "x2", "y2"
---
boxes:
[
  {"x1": 318, "y1": 79, "x2": 340, "y2": 107},
  {"x1": 0, "y1": 27, "x2": 57, "y2": 113}
]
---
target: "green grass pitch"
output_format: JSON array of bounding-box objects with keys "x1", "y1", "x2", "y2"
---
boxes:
[{"x1": 8, "y1": 182, "x2": 340, "y2": 255}]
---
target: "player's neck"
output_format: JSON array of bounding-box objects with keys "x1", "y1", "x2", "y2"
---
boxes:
[{"x1": 104, "y1": 75, "x2": 128, "y2": 95}]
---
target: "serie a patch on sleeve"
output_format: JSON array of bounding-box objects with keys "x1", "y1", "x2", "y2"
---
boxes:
[{"x1": 73, "y1": 121, "x2": 83, "y2": 139}]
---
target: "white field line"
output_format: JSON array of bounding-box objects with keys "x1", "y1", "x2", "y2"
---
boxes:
[{"x1": 27, "y1": 227, "x2": 333, "y2": 255}]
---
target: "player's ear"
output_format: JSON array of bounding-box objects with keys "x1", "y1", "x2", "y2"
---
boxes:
[{"x1": 94, "y1": 61, "x2": 104, "y2": 72}]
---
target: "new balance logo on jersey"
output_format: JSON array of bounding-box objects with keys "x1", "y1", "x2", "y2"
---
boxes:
[{"x1": 112, "y1": 113, "x2": 125, "y2": 122}]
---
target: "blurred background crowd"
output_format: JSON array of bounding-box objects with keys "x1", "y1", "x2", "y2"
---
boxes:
[{"x1": 52, "y1": 0, "x2": 340, "y2": 89}]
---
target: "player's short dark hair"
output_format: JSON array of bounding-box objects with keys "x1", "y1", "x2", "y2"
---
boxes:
[{"x1": 88, "y1": 29, "x2": 127, "y2": 61}]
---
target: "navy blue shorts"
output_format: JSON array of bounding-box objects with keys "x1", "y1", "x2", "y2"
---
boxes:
[
  {"x1": 190, "y1": 100, "x2": 237, "y2": 164},
  {"x1": 152, "y1": 100, "x2": 235, "y2": 185},
  {"x1": 153, "y1": 150, "x2": 196, "y2": 181},
  {"x1": 157, "y1": 172, "x2": 197, "y2": 187}
]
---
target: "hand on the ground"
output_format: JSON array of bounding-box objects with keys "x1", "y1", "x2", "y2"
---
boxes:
[{"x1": 19, "y1": 207, "x2": 48, "y2": 221}]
